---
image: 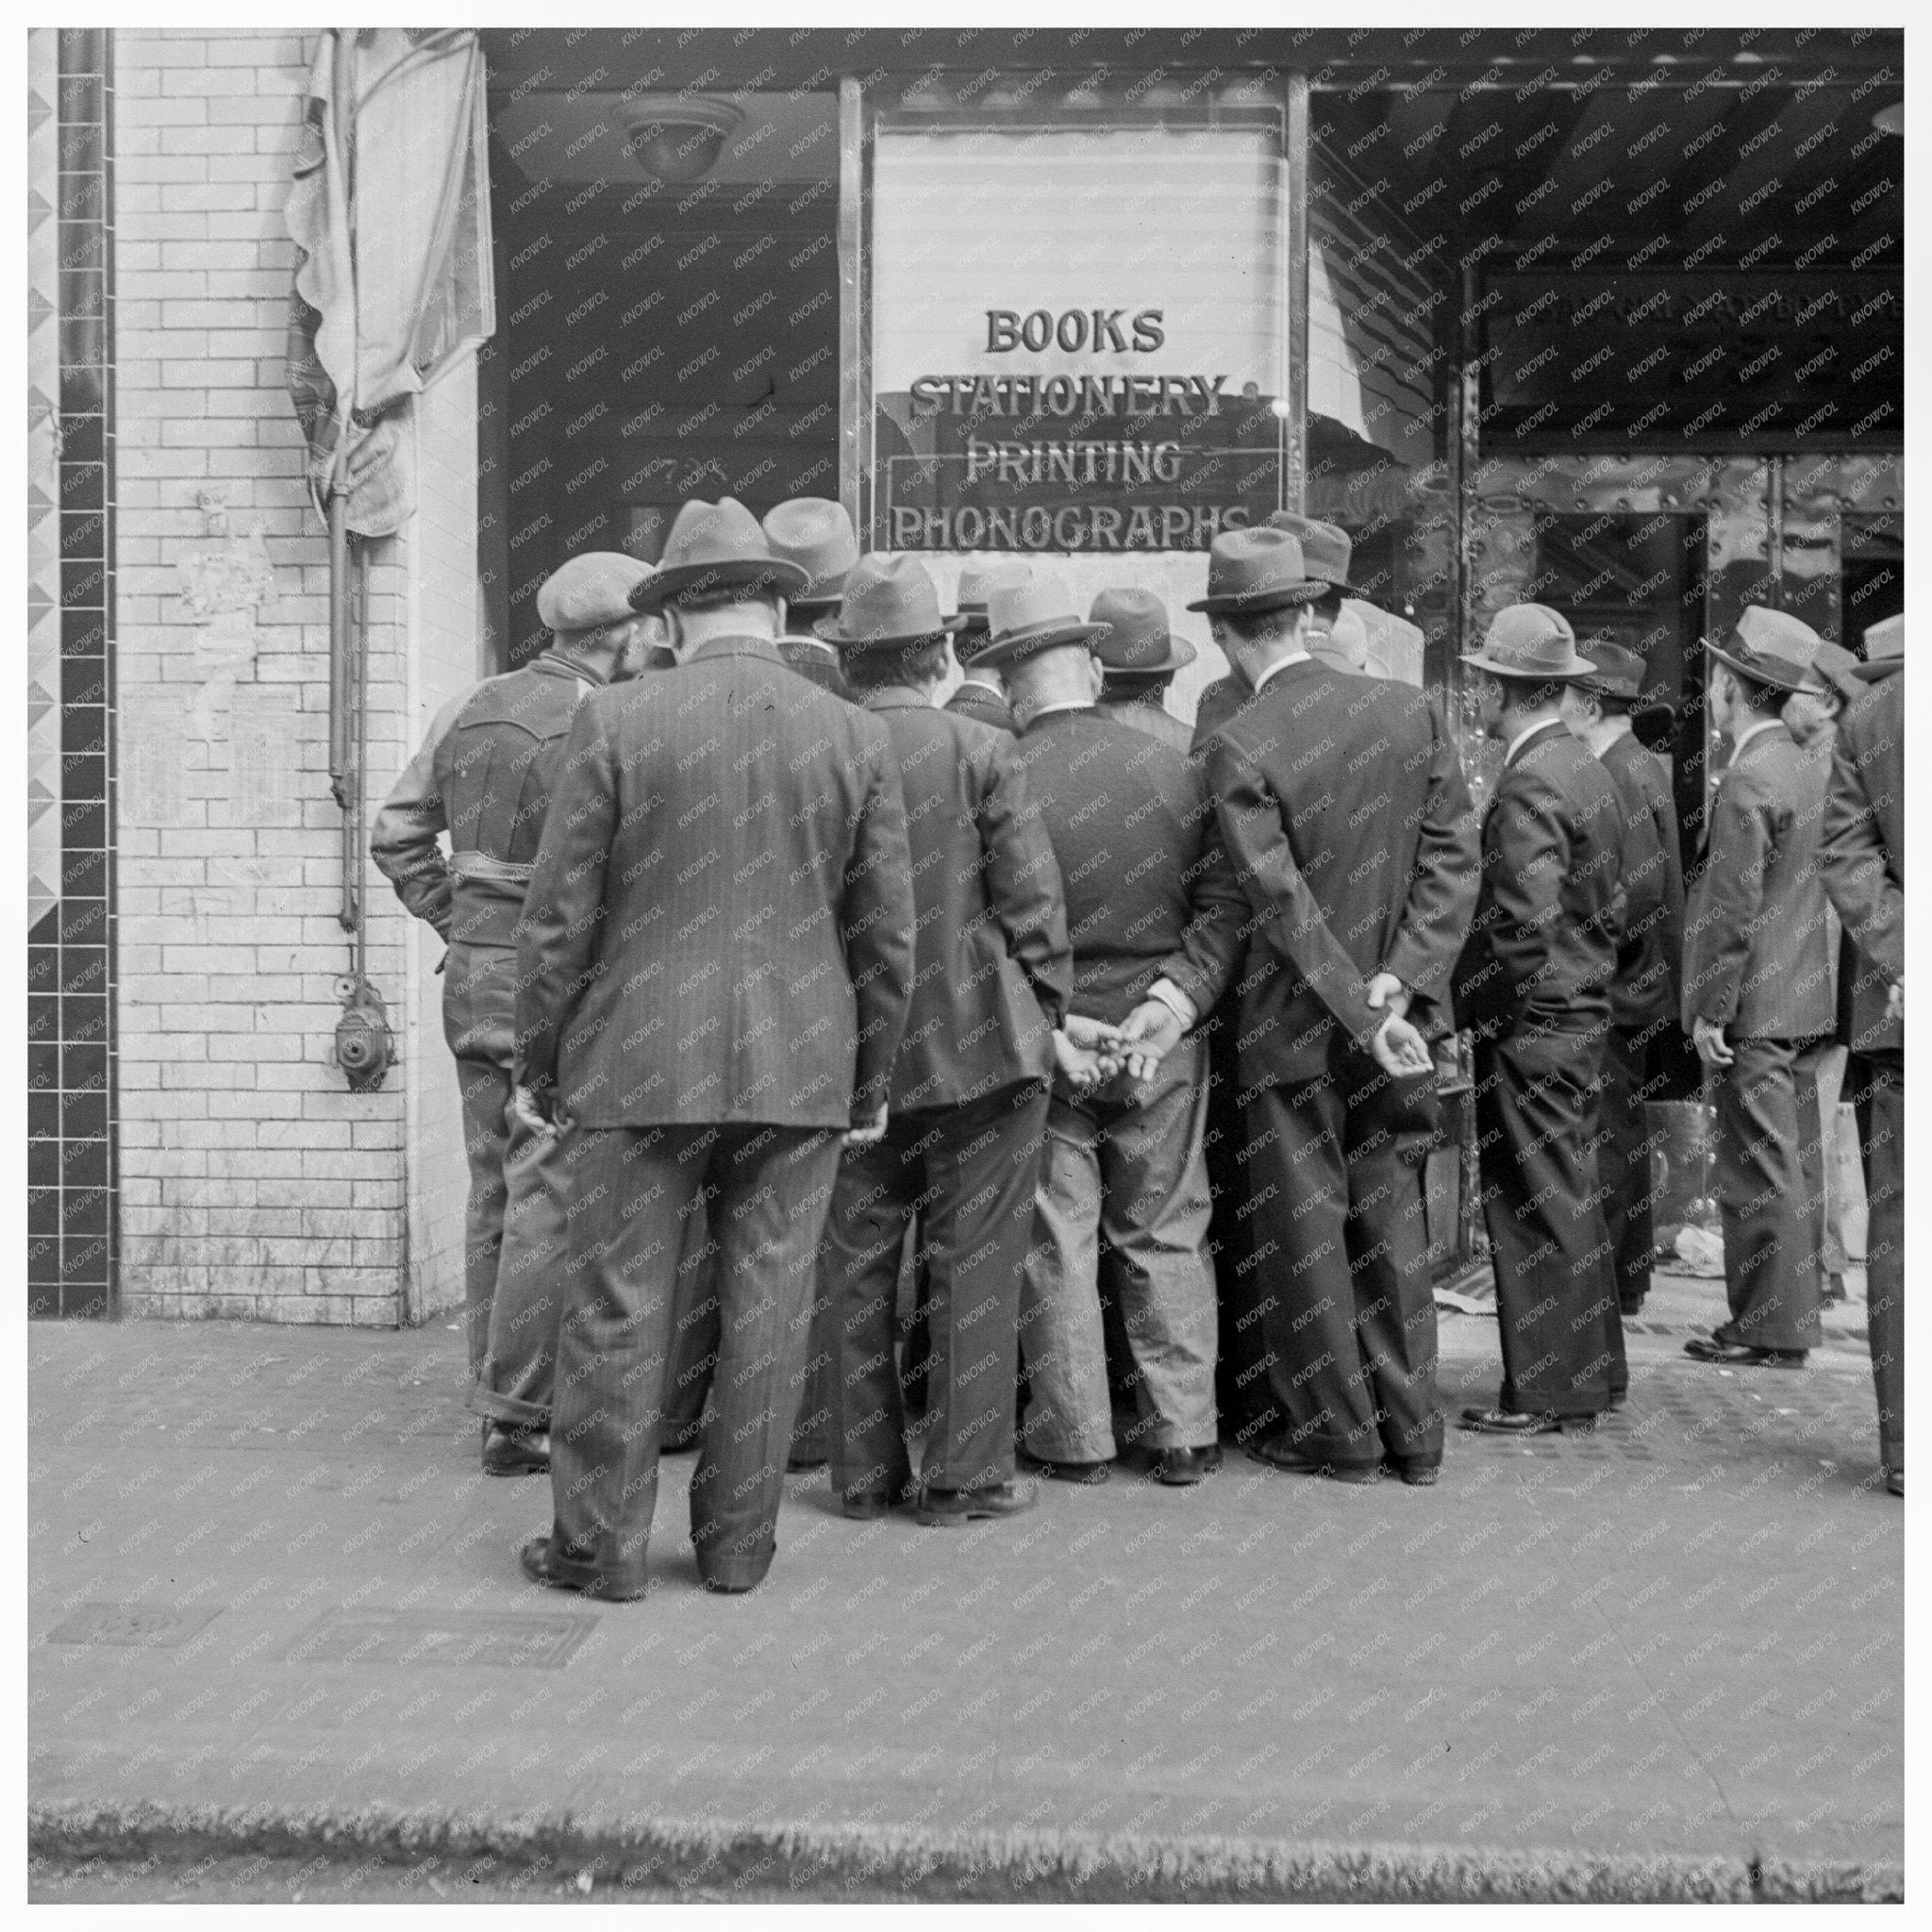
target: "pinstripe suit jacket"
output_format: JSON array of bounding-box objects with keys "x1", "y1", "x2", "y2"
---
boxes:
[
  {"x1": 1682, "y1": 721, "x2": 1833, "y2": 1041},
  {"x1": 1820, "y1": 662, "x2": 1904, "y2": 1058},
  {"x1": 515, "y1": 636, "x2": 915, "y2": 1129},
  {"x1": 860, "y1": 689, "x2": 1070, "y2": 1110}
]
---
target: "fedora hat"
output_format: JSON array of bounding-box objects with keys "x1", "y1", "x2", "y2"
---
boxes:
[
  {"x1": 1704, "y1": 604, "x2": 1821, "y2": 697},
  {"x1": 1802, "y1": 639, "x2": 1863, "y2": 704},
  {"x1": 1264, "y1": 511, "x2": 1357, "y2": 593},
  {"x1": 1311, "y1": 601, "x2": 1370, "y2": 672},
  {"x1": 628, "y1": 496, "x2": 809, "y2": 611},
  {"x1": 1574, "y1": 641, "x2": 1648, "y2": 702},
  {"x1": 972, "y1": 571, "x2": 1109, "y2": 672},
  {"x1": 1862, "y1": 612, "x2": 1904, "y2": 660},
  {"x1": 762, "y1": 497, "x2": 859, "y2": 610},
  {"x1": 1459, "y1": 603, "x2": 1598, "y2": 682},
  {"x1": 1185, "y1": 527, "x2": 1328, "y2": 616},
  {"x1": 536, "y1": 551, "x2": 655, "y2": 632},
  {"x1": 1088, "y1": 587, "x2": 1195, "y2": 675},
  {"x1": 813, "y1": 554, "x2": 958, "y2": 652},
  {"x1": 952, "y1": 560, "x2": 1034, "y2": 663}
]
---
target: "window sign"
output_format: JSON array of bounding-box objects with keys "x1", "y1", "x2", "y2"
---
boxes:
[{"x1": 868, "y1": 112, "x2": 1291, "y2": 554}]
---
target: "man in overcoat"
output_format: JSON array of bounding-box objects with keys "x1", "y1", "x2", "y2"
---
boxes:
[
  {"x1": 1818, "y1": 616, "x2": 1905, "y2": 1493},
  {"x1": 513, "y1": 497, "x2": 914, "y2": 1598},
  {"x1": 813, "y1": 555, "x2": 1072, "y2": 1524},
  {"x1": 1680, "y1": 607, "x2": 1835, "y2": 1371},
  {"x1": 1452, "y1": 605, "x2": 1628, "y2": 1434},
  {"x1": 371, "y1": 550, "x2": 659, "y2": 1474},
  {"x1": 1559, "y1": 641, "x2": 1686, "y2": 1316},
  {"x1": 1201, "y1": 526, "x2": 1479, "y2": 1482}
]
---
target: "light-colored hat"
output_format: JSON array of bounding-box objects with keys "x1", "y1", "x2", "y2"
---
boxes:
[
  {"x1": 973, "y1": 571, "x2": 1110, "y2": 671},
  {"x1": 1574, "y1": 641, "x2": 1648, "y2": 701},
  {"x1": 952, "y1": 560, "x2": 1033, "y2": 661},
  {"x1": 1312, "y1": 602, "x2": 1370, "y2": 672},
  {"x1": 1459, "y1": 603, "x2": 1598, "y2": 682},
  {"x1": 1802, "y1": 640, "x2": 1863, "y2": 704},
  {"x1": 1863, "y1": 613, "x2": 1904, "y2": 660},
  {"x1": 813, "y1": 554, "x2": 958, "y2": 651},
  {"x1": 627, "y1": 497, "x2": 809, "y2": 611},
  {"x1": 1704, "y1": 604, "x2": 1823, "y2": 697},
  {"x1": 536, "y1": 552, "x2": 655, "y2": 632},
  {"x1": 762, "y1": 497, "x2": 859, "y2": 609}
]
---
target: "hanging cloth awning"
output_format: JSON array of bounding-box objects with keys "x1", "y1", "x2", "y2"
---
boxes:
[{"x1": 285, "y1": 27, "x2": 494, "y2": 537}]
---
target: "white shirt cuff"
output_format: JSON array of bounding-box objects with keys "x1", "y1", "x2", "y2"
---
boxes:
[{"x1": 1148, "y1": 978, "x2": 1198, "y2": 1031}]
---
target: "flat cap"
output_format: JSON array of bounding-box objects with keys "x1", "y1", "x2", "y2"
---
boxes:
[{"x1": 537, "y1": 551, "x2": 654, "y2": 632}]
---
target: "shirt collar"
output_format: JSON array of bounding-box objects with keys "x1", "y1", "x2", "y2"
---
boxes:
[
  {"x1": 1251, "y1": 649, "x2": 1313, "y2": 698},
  {"x1": 1024, "y1": 697, "x2": 1096, "y2": 725},
  {"x1": 1506, "y1": 718, "x2": 1567, "y2": 766},
  {"x1": 689, "y1": 635, "x2": 784, "y2": 667},
  {"x1": 534, "y1": 648, "x2": 607, "y2": 687},
  {"x1": 1726, "y1": 717, "x2": 1783, "y2": 768},
  {"x1": 781, "y1": 632, "x2": 839, "y2": 658}
]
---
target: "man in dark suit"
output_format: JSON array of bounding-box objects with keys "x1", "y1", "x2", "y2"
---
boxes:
[
  {"x1": 1452, "y1": 606, "x2": 1627, "y2": 1435},
  {"x1": 763, "y1": 496, "x2": 856, "y2": 700},
  {"x1": 1819, "y1": 618, "x2": 1904, "y2": 1494},
  {"x1": 1681, "y1": 607, "x2": 1835, "y2": 1372},
  {"x1": 512, "y1": 497, "x2": 915, "y2": 1599},
  {"x1": 372, "y1": 551, "x2": 660, "y2": 1476},
  {"x1": 1090, "y1": 587, "x2": 1195, "y2": 755},
  {"x1": 1191, "y1": 512, "x2": 1357, "y2": 748},
  {"x1": 811, "y1": 555, "x2": 1072, "y2": 1524},
  {"x1": 1560, "y1": 641, "x2": 1687, "y2": 1317},
  {"x1": 995, "y1": 573, "x2": 1247, "y2": 1487},
  {"x1": 943, "y1": 561, "x2": 1030, "y2": 733},
  {"x1": 1199, "y1": 527, "x2": 1479, "y2": 1483}
]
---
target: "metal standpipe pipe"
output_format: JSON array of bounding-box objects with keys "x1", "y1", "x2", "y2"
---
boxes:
[{"x1": 327, "y1": 485, "x2": 394, "y2": 1090}]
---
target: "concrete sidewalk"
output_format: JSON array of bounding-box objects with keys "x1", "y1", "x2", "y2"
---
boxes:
[{"x1": 29, "y1": 1291, "x2": 1902, "y2": 1902}]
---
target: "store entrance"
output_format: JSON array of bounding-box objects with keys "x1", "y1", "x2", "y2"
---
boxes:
[{"x1": 1461, "y1": 453, "x2": 1904, "y2": 867}]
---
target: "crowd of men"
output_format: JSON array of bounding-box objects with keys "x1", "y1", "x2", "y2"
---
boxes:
[{"x1": 374, "y1": 493, "x2": 1905, "y2": 1602}]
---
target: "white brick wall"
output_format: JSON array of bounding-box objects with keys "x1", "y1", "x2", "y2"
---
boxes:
[{"x1": 114, "y1": 28, "x2": 477, "y2": 1324}]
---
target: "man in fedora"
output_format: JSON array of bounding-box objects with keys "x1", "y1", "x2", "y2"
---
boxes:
[
  {"x1": 1090, "y1": 586, "x2": 1195, "y2": 755},
  {"x1": 1680, "y1": 606, "x2": 1835, "y2": 1372},
  {"x1": 1819, "y1": 611, "x2": 1904, "y2": 1494},
  {"x1": 944, "y1": 560, "x2": 1032, "y2": 733},
  {"x1": 373, "y1": 550, "x2": 663, "y2": 1476},
  {"x1": 1452, "y1": 604, "x2": 1628, "y2": 1435},
  {"x1": 1198, "y1": 526, "x2": 1479, "y2": 1482},
  {"x1": 512, "y1": 496, "x2": 915, "y2": 1599},
  {"x1": 763, "y1": 495, "x2": 858, "y2": 700},
  {"x1": 813, "y1": 554, "x2": 1072, "y2": 1524},
  {"x1": 1783, "y1": 636, "x2": 1868, "y2": 1307},
  {"x1": 1191, "y1": 511, "x2": 1360, "y2": 747},
  {"x1": 1559, "y1": 641, "x2": 1687, "y2": 1318},
  {"x1": 994, "y1": 572, "x2": 1247, "y2": 1487}
]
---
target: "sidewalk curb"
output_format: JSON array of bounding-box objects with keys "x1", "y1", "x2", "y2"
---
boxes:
[{"x1": 26, "y1": 1803, "x2": 1904, "y2": 1903}]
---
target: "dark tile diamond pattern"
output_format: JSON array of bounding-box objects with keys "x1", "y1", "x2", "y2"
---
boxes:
[{"x1": 31, "y1": 28, "x2": 115, "y2": 1318}]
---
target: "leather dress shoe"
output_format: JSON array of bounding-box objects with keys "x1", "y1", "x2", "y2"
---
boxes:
[
  {"x1": 482, "y1": 1423, "x2": 550, "y2": 1476},
  {"x1": 1154, "y1": 1444, "x2": 1223, "y2": 1486},
  {"x1": 519, "y1": 1536, "x2": 644, "y2": 1602},
  {"x1": 1683, "y1": 1337, "x2": 1807, "y2": 1368},
  {"x1": 841, "y1": 1482, "x2": 918, "y2": 1521},
  {"x1": 786, "y1": 1454, "x2": 829, "y2": 1474},
  {"x1": 1458, "y1": 1407, "x2": 1566, "y2": 1436},
  {"x1": 1019, "y1": 1452, "x2": 1110, "y2": 1486},
  {"x1": 1383, "y1": 1459, "x2": 1440, "y2": 1487},
  {"x1": 1885, "y1": 1467, "x2": 1904, "y2": 1498},
  {"x1": 1244, "y1": 1438, "x2": 1380, "y2": 1483},
  {"x1": 915, "y1": 1478, "x2": 1039, "y2": 1525},
  {"x1": 1822, "y1": 1272, "x2": 1849, "y2": 1305}
]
